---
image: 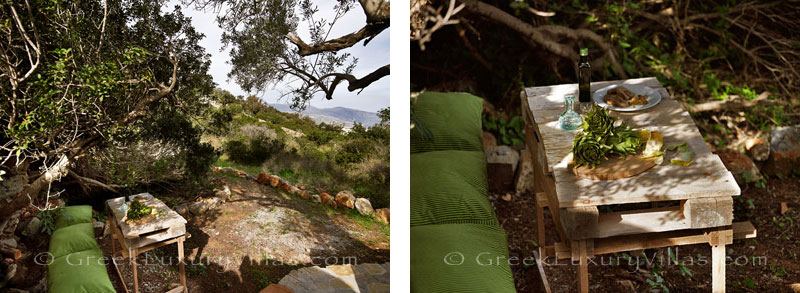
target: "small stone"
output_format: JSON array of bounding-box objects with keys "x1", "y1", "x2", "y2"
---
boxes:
[
  {"x1": 23, "y1": 217, "x2": 41, "y2": 237},
  {"x1": 300, "y1": 191, "x2": 310, "y2": 200},
  {"x1": 616, "y1": 279, "x2": 636, "y2": 291},
  {"x1": 483, "y1": 131, "x2": 497, "y2": 148},
  {"x1": 256, "y1": 173, "x2": 270, "y2": 184},
  {"x1": 718, "y1": 150, "x2": 763, "y2": 185},
  {"x1": 270, "y1": 176, "x2": 281, "y2": 187},
  {"x1": 375, "y1": 208, "x2": 390, "y2": 224},
  {"x1": 355, "y1": 198, "x2": 374, "y2": 216},
  {"x1": 93, "y1": 220, "x2": 105, "y2": 236},
  {"x1": 299, "y1": 186, "x2": 306, "y2": 191},
  {"x1": 311, "y1": 194, "x2": 321, "y2": 203},
  {"x1": 335, "y1": 191, "x2": 355, "y2": 209},
  {"x1": 289, "y1": 186, "x2": 301, "y2": 196},
  {"x1": 278, "y1": 179, "x2": 291, "y2": 192},
  {"x1": 174, "y1": 204, "x2": 189, "y2": 216},
  {"x1": 204, "y1": 197, "x2": 224, "y2": 208},
  {"x1": 320, "y1": 193, "x2": 336, "y2": 208},
  {"x1": 763, "y1": 126, "x2": 800, "y2": 176},
  {"x1": 0, "y1": 238, "x2": 17, "y2": 249},
  {"x1": 502, "y1": 193, "x2": 512, "y2": 201},
  {"x1": 188, "y1": 201, "x2": 209, "y2": 215},
  {"x1": 790, "y1": 283, "x2": 800, "y2": 293},
  {"x1": 215, "y1": 185, "x2": 231, "y2": 201}
]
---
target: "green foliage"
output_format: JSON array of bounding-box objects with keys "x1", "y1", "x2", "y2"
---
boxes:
[
  {"x1": 37, "y1": 209, "x2": 60, "y2": 235},
  {"x1": 483, "y1": 115, "x2": 524, "y2": 146},
  {"x1": 224, "y1": 133, "x2": 285, "y2": 166},
  {"x1": 336, "y1": 138, "x2": 375, "y2": 166},
  {"x1": 126, "y1": 200, "x2": 152, "y2": 222},
  {"x1": 572, "y1": 107, "x2": 641, "y2": 168}
]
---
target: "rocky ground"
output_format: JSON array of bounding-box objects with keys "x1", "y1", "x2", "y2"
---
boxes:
[{"x1": 103, "y1": 172, "x2": 390, "y2": 292}]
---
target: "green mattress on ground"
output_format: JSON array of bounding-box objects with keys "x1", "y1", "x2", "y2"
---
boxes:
[
  {"x1": 411, "y1": 223, "x2": 516, "y2": 293},
  {"x1": 410, "y1": 150, "x2": 497, "y2": 227},
  {"x1": 411, "y1": 92, "x2": 516, "y2": 293},
  {"x1": 48, "y1": 205, "x2": 115, "y2": 293},
  {"x1": 411, "y1": 92, "x2": 484, "y2": 153}
]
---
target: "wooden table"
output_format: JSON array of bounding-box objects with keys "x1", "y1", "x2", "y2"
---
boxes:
[
  {"x1": 106, "y1": 194, "x2": 188, "y2": 293},
  {"x1": 521, "y1": 77, "x2": 757, "y2": 293}
]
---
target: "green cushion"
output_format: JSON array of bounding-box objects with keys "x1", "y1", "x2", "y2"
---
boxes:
[
  {"x1": 412, "y1": 92, "x2": 484, "y2": 153},
  {"x1": 47, "y1": 249, "x2": 115, "y2": 293},
  {"x1": 54, "y1": 205, "x2": 93, "y2": 230},
  {"x1": 411, "y1": 150, "x2": 496, "y2": 227},
  {"x1": 411, "y1": 224, "x2": 516, "y2": 293},
  {"x1": 49, "y1": 223, "x2": 98, "y2": 259}
]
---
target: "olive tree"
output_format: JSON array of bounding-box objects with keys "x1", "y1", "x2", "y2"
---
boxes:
[
  {"x1": 187, "y1": 0, "x2": 390, "y2": 110},
  {"x1": 0, "y1": 0, "x2": 214, "y2": 218}
]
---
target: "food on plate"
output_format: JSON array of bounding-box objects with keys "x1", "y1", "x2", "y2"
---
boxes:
[
  {"x1": 133, "y1": 195, "x2": 148, "y2": 201},
  {"x1": 604, "y1": 86, "x2": 648, "y2": 107}
]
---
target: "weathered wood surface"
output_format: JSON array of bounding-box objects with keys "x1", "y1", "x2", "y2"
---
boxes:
[
  {"x1": 683, "y1": 197, "x2": 734, "y2": 229},
  {"x1": 552, "y1": 225, "x2": 755, "y2": 259},
  {"x1": 570, "y1": 153, "x2": 657, "y2": 180},
  {"x1": 106, "y1": 195, "x2": 187, "y2": 239},
  {"x1": 522, "y1": 77, "x2": 740, "y2": 208}
]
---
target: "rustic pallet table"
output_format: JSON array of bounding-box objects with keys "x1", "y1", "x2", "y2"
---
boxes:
[
  {"x1": 106, "y1": 194, "x2": 189, "y2": 293},
  {"x1": 521, "y1": 77, "x2": 757, "y2": 293}
]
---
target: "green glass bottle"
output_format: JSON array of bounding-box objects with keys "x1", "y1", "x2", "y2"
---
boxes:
[{"x1": 578, "y1": 48, "x2": 592, "y2": 112}]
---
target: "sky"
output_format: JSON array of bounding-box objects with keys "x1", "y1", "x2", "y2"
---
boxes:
[{"x1": 170, "y1": 0, "x2": 390, "y2": 113}]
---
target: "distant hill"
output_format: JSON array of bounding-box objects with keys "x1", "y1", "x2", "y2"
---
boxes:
[{"x1": 269, "y1": 104, "x2": 381, "y2": 127}]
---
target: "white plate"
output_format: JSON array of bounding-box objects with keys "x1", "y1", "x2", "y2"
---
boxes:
[{"x1": 592, "y1": 84, "x2": 662, "y2": 112}]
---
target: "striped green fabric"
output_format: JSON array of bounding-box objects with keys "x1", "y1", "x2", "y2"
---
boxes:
[
  {"x1": 411, "y1": 92, "x2": 484, "y2": 153},
  {"x1": 411, "y1": 223, "x2": 516, "y2": 293},
  {"x1": 48, "y1": 206, "x2": 115, "y2": 293},
  {"x1": 410, "y1": 150, "x2": 498, "y2": 227}
]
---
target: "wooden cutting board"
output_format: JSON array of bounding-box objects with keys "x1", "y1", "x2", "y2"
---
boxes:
[{"x1": 570, "y1": 154, "x2": 657, "y2": 180}]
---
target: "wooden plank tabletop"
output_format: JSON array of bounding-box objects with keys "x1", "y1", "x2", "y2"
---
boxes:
[
  {"x1": 522, "y1": 77, "x2": 740, "y2": 208},
  {"x1": 107, "y1": 194, "x2": 187, "y2": 238}
]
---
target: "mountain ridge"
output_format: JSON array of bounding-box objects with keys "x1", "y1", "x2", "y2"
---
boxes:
[{"x1": 269, "y1": 103, "x2": 381, "y2": 127}]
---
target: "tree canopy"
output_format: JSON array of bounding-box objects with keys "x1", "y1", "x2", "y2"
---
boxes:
[
  {"x1": 0, "y1": 0, "x2": 214, "y2": 214},
  {"x1": 187, "y1": 0, "x2": 390, "y2": 110}
]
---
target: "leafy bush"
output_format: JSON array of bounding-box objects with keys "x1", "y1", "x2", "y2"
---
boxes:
[
  {"x1": 336, "y1": 138, "x2": 376, "y2": 166},
  {"x1": 483, "y1": 115, "x2": 524, "y2": 146},
  {"x1": 224, "y1": 129, "x2": 285, "y2": 165}
]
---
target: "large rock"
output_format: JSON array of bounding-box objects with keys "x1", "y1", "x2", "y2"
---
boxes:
[
  {"x1": 214, "y1": 185, "x2": 231, "y2": 201},
  {"x1": 763, "y1": 126, "x2": 800, "y2": 176},
  {"x1": 335, "y1": 191, "x2": 356, "y2": 209},
  {"x1": 719, "y1": 150, "x2": 763, "y2": 185},
  {"x1": 256, "y1": 173, "x2": 271, "y2": 185},
  {"x1": 311, "y1": 194, "x2": 321, "y2": 203},
  {"x1": 486, "y1": 145, "x2": 520, "y2": 192},
  {"x1": 270, "y1": 176, "x2": 281, "y2": 187},
  {"x1": 354, "y1": 198, "x2": 374, "y2": 216},
  {"x1": 320, "y1": 193, "x2": 336, "y2": 208},
  {"x1": 374, "y1": 208, "x2": 390, "y2": 224}
]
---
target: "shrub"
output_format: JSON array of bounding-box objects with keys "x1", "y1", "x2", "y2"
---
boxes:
[
  {"x1": 224, "y1": 127, "x2": 285, "y2": 165},
  {"x1": 336, "y1": 138, "x2": 376, "y2": 166}
]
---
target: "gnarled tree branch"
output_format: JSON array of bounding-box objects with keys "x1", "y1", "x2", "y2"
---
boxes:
[
  {"x1": 286, "y1": 0, "x2": 389, "y2": 57},
  {"x1": 318, "y1": 64, "x2": 390, "y2": 100}
]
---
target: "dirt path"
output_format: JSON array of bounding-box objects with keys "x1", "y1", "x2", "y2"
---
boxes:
[
  {"x1": 491, "y1": 177, "x2": 800, "y2": 292},
  {"x1": 102, "y1": 173, "x2": 389, "y2": 292}
]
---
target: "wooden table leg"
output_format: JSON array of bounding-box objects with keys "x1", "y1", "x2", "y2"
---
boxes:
[
  {"x1": 711, "y1": 243, "x2": 726, "y2": 293},
  {"x1": 537, "y1": 203, "x2": 546, "y2": 257},
  {"x1": 131, "y1": 248, "x2": 138, "y2": 293},
  {"x1": 577, "y1": 240, "x2": 589, "y2": 293},
  {"x1": 178, "y1": 237, "x2": 187, "y2": 293}
]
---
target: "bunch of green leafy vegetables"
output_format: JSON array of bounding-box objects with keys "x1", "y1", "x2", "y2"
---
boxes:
[
  {"x1": 572, "y1": 107, "x2": 642, "y2": 168},
  {"x1": 126, "y1": 200, "x2": 152, "y2": 222}
]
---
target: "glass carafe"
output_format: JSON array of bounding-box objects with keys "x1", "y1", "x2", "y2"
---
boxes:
[{"x1": 558, "y1": 96, "x2": 583, "y2": 130}]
